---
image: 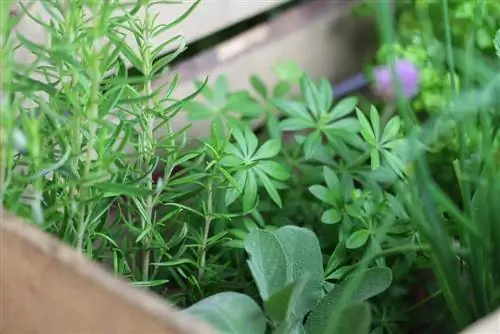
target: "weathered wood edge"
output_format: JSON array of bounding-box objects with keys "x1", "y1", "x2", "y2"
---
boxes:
[{"x1": 0, "y1": 208, "x2": 217, "y2": 334}]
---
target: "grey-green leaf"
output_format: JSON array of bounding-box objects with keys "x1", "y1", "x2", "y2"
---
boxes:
[
  {"x1": 305, "y1": 267, "x2": 392, "y2": 334},
  {"x1": 186, "y1": 292, "x2": 266, "y2": 334},
  {"x1": 331, "y1": 302, "x2": 372, "y2": 334},
  {"x1": 245, "y1": 230, "x2": 288, "y2": 300}
]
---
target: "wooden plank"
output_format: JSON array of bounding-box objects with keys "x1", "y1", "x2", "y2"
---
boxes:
[
  {"x1": 0, "y1": 208, "x2": 216, "y2": 334},
  {"x1": 10, "y1": 0, "x2": 289, "y2": 67}
]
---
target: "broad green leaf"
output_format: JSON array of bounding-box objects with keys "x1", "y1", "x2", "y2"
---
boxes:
[
  {"x1": 305, "y1": 267, "x2": 392, "y2": 334},
  {"x1": 245, "y1": 226, "x2": 324, "y2": 319},
  {"x1": 328, "y1": 302, "x2": 372, "y2": 334},
  {"x1": 346, "y1": 229, "x2": 370, "y2": 249},
  {"x1": 330, "y1": 96, "x2": 358, "y2": 120},
  {"x1": 318, "y1": 79, "x2": 333, "y2": 114},
  {"x1": 245, "y1": 230, "x2": 289, "y2": 300},
  {"x1": 274, "y1": 320, "x2": 306, "y2": 334},
  {"x1": 309, "y1": 185, "x2": 337, "y2": 206},
  {"x1": 186, "y1": 292, "x2": 266, "y2": 334},
  {"x1": 264, "y1": 274, "x2": 309, "y2": 324},
  {"x1": 274, "y1": 226, "x2": 325, "y2": 317},
  {"x1": 321, "y1": 209, "x2": 342, "y2": 224},
  {"x1": 251, "y1": 75, "x2": 268, "y2": 99},
  {"x1": 253, "y1": 139, "x2": 281, "y2": 160}
]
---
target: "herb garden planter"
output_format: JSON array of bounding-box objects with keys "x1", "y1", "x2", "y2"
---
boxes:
[{"x1": 2, "y1": 0, "x2": 500, "y2": 333}]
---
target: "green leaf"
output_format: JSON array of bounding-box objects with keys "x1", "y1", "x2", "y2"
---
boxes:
[
  {"x1": 300, "y1": 75, "x2": 321, "y2": 119},
  {"x1": 186, "y1": 292, "x2": 266, "y2": 334},
  {"x1": 245, "y1": 230, "x2": 289, "y2": 300},
  {"x1": 382, "y1": 116, "x2": 400, "y2": 143},
  {"x1": 251, "y1": 75, "x2": 268, "y2": 99},
  {"x1": 243, "y1": 170, "x2": 258, "y2": 212},
  {"x1": 321, "y1": 209, "x2": 342, "y2": 224},
  {"x1": 309, "y1": 185, "x2": 337, "y2": 206},
  {"x1": 258, "y1": 161, "x2": 290, "y2": 181},
  {"x1": 305, "y1": 267, "x2": 392, "y2": 334},
  {"x1": 273, "y1": 81, "x2": 292, "y2": 97},
  {"x1": 274, "y1": 226, "x2": 325, "y2": 317},
  {"x1": 332, "y1": 302, "x2": 372, "y2": 334},
  {"x1": 356, "y1": 108, "x2": 376, "y2": 144},
  {"x1": 371, "y1": 148, "x2": 381, "y2": 170},
  {"x1": 253, "y1": 139, "x2": 281, "y2": 160},
  {"x1": 278, "y1": 118, "x2": 314, "y2": 131},
  {"x1": 330, "y1": 97, "x2": 358, "y2": 120},
  {"x1": 93, "y1": 183, "x2": 151, "y2": 197},
  {"x1": 495, "y1": 29, "x2": 500, "y2": 59},
  {"x1": 264, "y1": 275, "x2": 309, "y2": 325},
  {"x1": 369, "y1": 105, "x2": 381, "y2": 140},
  {"x1": 244, "y1": 127, "x2": 260, "y2": 158},
  {"x1": 256, "y1": 169, "x2": 282, "y2": 208},
  {"x1": 245, "y1": 226, "x2": 324, "y2": 319},
  {"x1": 225, "y1": 170, "x2": 248, "y2": 206},
  {"x1": 273, "y1": 99, "x2": 312, "y2": 122},
  {"x1": 323, "y1": 166, "x2": 340, "y2": 191},
  {"x1": 346, "y1": 229, "x2": 370, "y2": 249},
  {"x1": 303, "y1": 131, "x2": 323, "y2": 160}
]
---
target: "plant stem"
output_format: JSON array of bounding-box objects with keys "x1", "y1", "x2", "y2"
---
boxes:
[{"x1": 198, "y1": 177, "x2": 213, "y2": 281}]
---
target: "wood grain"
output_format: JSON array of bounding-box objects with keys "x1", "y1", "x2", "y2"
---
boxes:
[{"x1": 0, "y1": 209, "x2": 217, "y2": 334}]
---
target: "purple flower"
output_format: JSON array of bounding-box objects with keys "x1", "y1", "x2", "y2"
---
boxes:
[{"x1": 372, "y1": 59, "x2": 420, "y2": 101}]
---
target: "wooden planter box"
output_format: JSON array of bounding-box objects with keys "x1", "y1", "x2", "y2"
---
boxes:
[{"x1": 2, "y1": 1, "x2": 498, "y2": 333}]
